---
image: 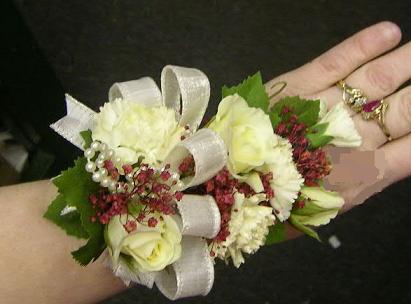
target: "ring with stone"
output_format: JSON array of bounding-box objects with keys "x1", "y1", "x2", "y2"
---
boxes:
[
  {"x1": 336, "y1": 80, "x2": 368, "y2": 112},
  {"x1": 336, "y1": 80, "x2": 392, "y2": 141},
  {"x1": 361, "y1": 98, "x2": 392, "y2": 141}
]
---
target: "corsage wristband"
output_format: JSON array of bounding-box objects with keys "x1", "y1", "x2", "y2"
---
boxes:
[{"x1": 45, "y1": 65, "x2": 362, "y2": 300}]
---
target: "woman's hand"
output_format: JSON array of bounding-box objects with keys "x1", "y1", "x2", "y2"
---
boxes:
[{"x1": 266, "y1": 21, "x2": 410, "y2": 214}]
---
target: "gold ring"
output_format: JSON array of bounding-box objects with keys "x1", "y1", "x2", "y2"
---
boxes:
[
  {"x1": 336, "y1": 80, "x2": 368, "y2": 112},
  {"x1": 337, "y1": 80, "x2": 392, "y2": 141},
  {"x1": 361, "y1": 98, "x2": 392, "y2": 141}
]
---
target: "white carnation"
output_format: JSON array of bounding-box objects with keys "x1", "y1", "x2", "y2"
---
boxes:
[
  {"x1": 92, "y1": 98, "x2": 184, "y2": 165},
  {"x1": 215, "y1": 193, "x2": 275, "y2": 268},
  {"x1": 319, "y1": 102, "x2": 362, "y2": 147},
  {"x1": 257, "y1": 136, "x2": 304, "y2": 222}
]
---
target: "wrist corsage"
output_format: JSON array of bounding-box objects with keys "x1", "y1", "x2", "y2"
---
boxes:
[{"x1": 45, "y1": 65, "x2": 361, "y2": 300}]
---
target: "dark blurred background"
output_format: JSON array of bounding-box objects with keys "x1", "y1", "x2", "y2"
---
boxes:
[{"x1": 1, "y1": 0, "x2": 411, "y2": 303}]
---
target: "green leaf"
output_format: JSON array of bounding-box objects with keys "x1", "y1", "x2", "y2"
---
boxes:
[
  {"x1": 269, "y1": 111, "x2": 282, "y2": 129},
  {"x1": 308, "y1": 122, "x2": 329, "y2": 134},
  {"x1": 289, "y1": 214, "x2": 321, "y2": 242},
  {"x1": 292, "y1": 201, "x2": 328, "y2": 217},
  {"x1": 71, "y1": 235, "x2": 106, "y2": 266},
  {"x1": 306, "y1": 134, "x2": 333, "y2": 149},
  {"x1": 128, "y1": 200, "x2": 144, "y2": 217},
  {"x1": 44, "y1": 194, "x2": 89, "y2": 239},
  {"x1": 80, "y1": 130, "x2": 93, "y2": 149},
  {"x1": 222, "y1": 72, "x2": 269, "y2": 112},
  {"x1": 270, "y1": 96, "x2": 320, "y2": 127},
  {"x1": 306, "y1": 122, "x2": 333, "y2": 149},
  {"x1": 52, "y1": 157, "x2": 105, "y2": 265},
  {"x1": 265, "y1": 222, "x2": 286, "y2": 245}
]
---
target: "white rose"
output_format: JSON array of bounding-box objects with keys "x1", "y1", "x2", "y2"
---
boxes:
[
  {"x1": 208, "y1": 94, "x2": 277, "y2": 175},
  {"x1": 106, "y1": 214, "x2": 182, "y2": 273},
  {"x1": 317, "y1": 102, "x2": 362, "y2": 147},
  {"x1": 92, "y1": 98, "x2": 184, "y2": 165},
  {"x1": 215, "y1": 193, "x2": 275, "y2": 268}
]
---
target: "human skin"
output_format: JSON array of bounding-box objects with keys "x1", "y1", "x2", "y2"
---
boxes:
[{"x1": 1, "y1": 21, "x2": 410, "y2": 303}]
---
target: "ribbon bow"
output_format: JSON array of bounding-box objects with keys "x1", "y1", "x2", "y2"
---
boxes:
[{"x1": 51, "y1": 65, "x2": 227, "y2": 300}]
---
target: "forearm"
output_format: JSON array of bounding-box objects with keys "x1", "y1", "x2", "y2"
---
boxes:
[{"x1": 0, "y1": 180, "x2": 126, "y2": 304}]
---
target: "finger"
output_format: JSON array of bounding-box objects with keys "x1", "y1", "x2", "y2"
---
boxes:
[
  {"x1": 324, "y1": 148, "x2": 388, "y2": 211},
  {"x1": 353, "y1": 86, "x2": 411, "y2": 150},
  {"x1": 379, "y1": 133, "x2": 411, "y2": 183},
  {"x1": 315, "y1": 40, "x2": 411, "y2": 111},
  {"x1": 266, "y1": 21, "x2": 401, "y2": 100}
]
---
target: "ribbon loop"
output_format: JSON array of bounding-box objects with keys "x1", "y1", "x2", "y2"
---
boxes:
[
  {"x1": 155, "y1": 237, "x2": 214, "y2": 300},
  {"x1": 103, "y1": 249, "x2": 156, "y2": 289},
  {"x1": 164, "y1": 128, "x2": 227, "y2": 189},
  {"x1": 177, "y1": 194, "x2": 220, "y2": 239},
  {"x1": 51, "y1": 66, "x2": 223, "y2": 300},
  {"x1": 161, "y1": 65, "x2": 210, "y2": 130},
  {"x1": 109, "y1": 77, "x2": 162, "y2": 107},
  {"x1": 50, "y1": 94, "x2": 95, "y2": 150}
]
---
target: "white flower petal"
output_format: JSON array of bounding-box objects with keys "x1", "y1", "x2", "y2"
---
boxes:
[
  {"x1": 298, "y1": 209, "x2": 339, "y2": 226},
  {"x1": 106, "y1": 214, "x2": 182, "y2": 273},
  {"x1": 300, "y1": 186, "x2": 345, "y2": 209},
  {"x1": 215, "y1": 193, "x2": 275, "y2": 268},
  {"x1": 319, "y1": 102, "x2": 362, "y2": 147},
  {"x1": 208, "y1": 94, "x2": 277, "y2": 175},
  {"x1": 92, "y1": 99, "x2": 185, "y2": 166},
  {"x1": 260, "y1": 136, "x2": 304, "y2": 222}
]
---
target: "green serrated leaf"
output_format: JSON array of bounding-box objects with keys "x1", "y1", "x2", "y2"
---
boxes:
[
  {"x1": 265, "y1": 222, "x2": 286, "y2": 245},
  {"x1": 222, "y1": 72, "x2": 269, "y2": 112},
  {"x1": 297, "y1": 101, "x2": 320, "y2": 127},
  {"x1": 306, "y1": 122, "x2": 333, "y2": 149},
  {"x1": 71, "y1": 235, "x2": 106, "y2": 266},
  {"x1": 269, "y1": 111, "x2": 282, "y2": 129},
  {"x1": 289, "y1": 214, "x2": 321, "y2": 242},
  {"x1": 306, "y1": 133, "x2": 334, "y2": 149},
  {"x1": 308, "y1": 122, "x2": 329, "y2": 134},
  {"x1": 80, "y1": 130, "x2": 93, "y2": 149},
  {"x1": 52, "y1": 157, "x2": 105, "y2": 265},
  {"x1": 271, "y1": 96, "x2": 320, "y2": 127},
  {"x1": 44, "y1": 194, "x2": 89, "y2": 239}
]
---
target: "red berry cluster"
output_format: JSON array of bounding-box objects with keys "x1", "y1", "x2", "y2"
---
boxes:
[
  {"x1": 131, "y1": 164, "x2": 181, "y2": 215},
  {"x1": 274, "y1": 106, "x2": 331, "y2": 186},
  {"x1": 103, "y1": 160, "x2": 122, "y2": 180},
  {"x1": 205, "y1": 168, "x2": 274, "y2": 243},
  {"x1": 89, "y1": 191, "x2": 129, "y2": 224},
  {"x1": 88, "y1": 163, "x2": 183, "y2": 228},
  {"x1": 178, "y1": 155, "x2": 195, "y2": 178}
]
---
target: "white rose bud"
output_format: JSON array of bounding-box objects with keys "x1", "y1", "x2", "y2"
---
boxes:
[
  {"x1": 106, "y1": 214, "x2": 182, "y2": 273},
  {"x1": 208, "y1": 94, "x2": 278, "y2": 175},
  {"x1": 296, "y1": 186, "x2": 345, "y2": 226}
]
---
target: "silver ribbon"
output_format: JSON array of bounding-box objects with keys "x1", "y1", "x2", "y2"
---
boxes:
[
  {"x1": 109, "y1": 77, "x2": 162, "y2": 107},
  {"x1": 164, "y1": 128, "x2": 227, "y2": 189},
  {"x1": 161, "y1": 65, "x2": 210, "y2": 130},
  {"x1": 51, "y1": 65, "x2": 225, "y2": 300},
  {"x1": 50, "y1": 94, "x2": 95, "y2": 150},
  {"x1": 156, "y1": 237, "x2": 214, "y2": 300}
]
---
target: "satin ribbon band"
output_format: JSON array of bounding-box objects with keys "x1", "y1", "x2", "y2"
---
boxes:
[
  {"x1": 50, "y1": 94, "x2": 95, "y2": 150},
  {"x1": 109, "y1": 77, "x2": 162, "y2": 107}
]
